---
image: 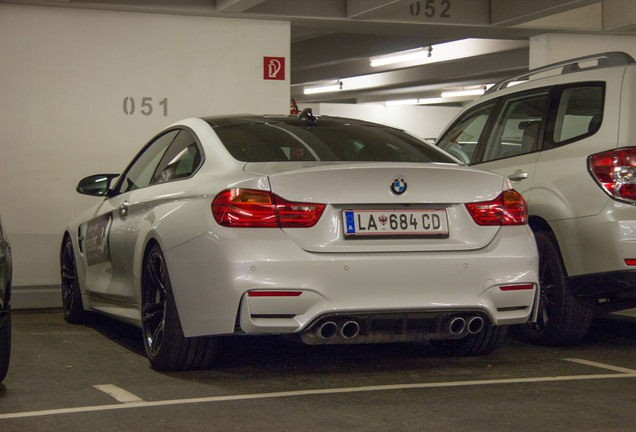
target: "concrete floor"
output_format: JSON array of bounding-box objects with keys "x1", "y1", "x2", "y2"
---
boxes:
[{"x1": 1, "y1": 310, "x2": 635, "y2": 431}]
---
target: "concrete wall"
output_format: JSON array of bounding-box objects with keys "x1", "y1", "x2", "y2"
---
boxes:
[{"x1": 0, "y1": 4, "x2": 290, "y2": 302}]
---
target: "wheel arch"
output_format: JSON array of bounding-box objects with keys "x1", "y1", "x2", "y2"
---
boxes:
[
  {"x1": 528, "y1": 216, "x2": 570, "y2": 278},
  {"x1": 138, "y1": 236, "x2": 163, "y2": 295},
  {"x1": 528, "y1": 215, "x2": 553, "y2": 236},
  {"x1": 142, "y1": 237, "x2": 161, "y2": 261},
  {"x1": 60, "y1": 230, "x2": 87, "y2": 293},
  {"x1": 60, "y1": 230, "x2": 72, "y2": 255}
]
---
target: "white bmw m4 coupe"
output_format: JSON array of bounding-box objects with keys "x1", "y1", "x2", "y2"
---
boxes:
[{"x1": 61, "y1": 111, "x2": 539, "y2": 371}]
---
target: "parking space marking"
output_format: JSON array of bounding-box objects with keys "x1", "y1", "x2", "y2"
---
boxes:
[
  {"x1": 93, "y1": 384, "x2": 144, "y2": 403},
  {"x1": 563, "y1": 358, "x2": 636, "y2": 374},
  {"x1": 2, "y1": 362, "x2": 635, "y2": 420}
]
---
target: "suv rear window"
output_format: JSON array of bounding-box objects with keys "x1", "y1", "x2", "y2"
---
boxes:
[
  {"x1": 213, "y1": 122, "x2": 454, "y2": 163},
  {"x1": 551, "y1": 84, "x2": 604, "y2": 145}
]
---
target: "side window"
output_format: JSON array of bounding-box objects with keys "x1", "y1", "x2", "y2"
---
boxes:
[
  {"x1": 118, "y1": 130, "x2": 178, "y2": 193},
  {"x1": 482, "y1": 91, "x2": 549, "y2": 163},
  {"x1": 152, "y1": 130, "x2": 203, "y2": 184},
  {"x1": 552, "y1": 84, "x2": 604, "y2": 145},
  {"x1": 437, "y1": 102, "x2": 496, "y2": 164}
]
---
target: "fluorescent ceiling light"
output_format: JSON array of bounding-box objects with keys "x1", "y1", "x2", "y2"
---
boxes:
[
  {"x1": 303, "y1": 82, "x2": 342, "y2": 95},
  {"x1": 385, "y1": 99, "x2": 420, "y2": 106},
  {"x1": 303, "y1": 74, "x2": 390, "y2": 95},
  {"x1": 441, "y1": 88, "x2": 486, "y2": 98},
  {"x1": 385, "y1": 98, "x2": 446, "y2": 106},
  {"x1": 371, "y1": 47, "x2": 431, "y2": 67},
  {"x1": 370, "y1": 38, "x2": 529, "y2": 68},
  {"x1": 415, "y1": 97, "x2": 446, "y2": 105}
]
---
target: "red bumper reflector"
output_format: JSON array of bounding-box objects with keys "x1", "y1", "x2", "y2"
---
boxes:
[
  {"x1": 248, "y1": 291, "x2": 303, "y2": 297},
  {"x1": 625, "y1": 259, "x2": 636, "y2": 266},
  {"x1": 499, "y1": 284, "x2": 535, "y2": 291}
]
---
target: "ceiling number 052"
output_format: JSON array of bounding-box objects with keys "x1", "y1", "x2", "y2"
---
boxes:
[
  {"x1": 409, "y1": 0, "x2": 452, "y2": 19},
  {"x1": 122, "y1": 97, "x2": 168, "y2": 117}
]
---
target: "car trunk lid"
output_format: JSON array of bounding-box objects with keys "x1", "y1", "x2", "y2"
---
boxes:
[{"x1": 244, "y1": 162, "x2": 505, "y2": 253}]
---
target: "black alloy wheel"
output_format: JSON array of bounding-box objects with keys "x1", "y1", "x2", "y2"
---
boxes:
[
  {"x1": 141, "y1": 246, "x2": 168, "y2": 360},
  {"x1": 141, "y1": 243, "x2": 217, "y2": 371},
  {"x1": 60, "y1": 237, "x2": 86, "y2": 324}
]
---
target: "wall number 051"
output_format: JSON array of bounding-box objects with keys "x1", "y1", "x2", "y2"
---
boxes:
[{"x1": 123, "y1": 97, "x2": 168, "y2": 116}]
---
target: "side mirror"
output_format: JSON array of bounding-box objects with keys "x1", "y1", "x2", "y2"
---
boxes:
[{"x1": 76, "y1": 174, "x2": 120, "y2": 197}]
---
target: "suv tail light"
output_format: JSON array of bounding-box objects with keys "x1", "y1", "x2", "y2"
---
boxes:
[
  {"x1": 465, "y1": 190, "x2": 528, "y2": 226},
  {"x1": 588, "y1": 148, "x2": 636, "y2": 203},
  {"x1": 212, "y1": 189, "x2": 325, "y2": 228}
]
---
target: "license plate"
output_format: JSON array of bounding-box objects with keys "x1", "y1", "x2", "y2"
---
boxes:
[{"x1": 343, "y1": 209, "x2": 448, "y2": 237}]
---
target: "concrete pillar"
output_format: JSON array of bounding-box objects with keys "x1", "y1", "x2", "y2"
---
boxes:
[{"x1": 530, "y1": 33, "x2": 636, "y2": 69}]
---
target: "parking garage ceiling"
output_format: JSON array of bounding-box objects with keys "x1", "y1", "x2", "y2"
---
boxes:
[{"x1": 4, "y1": 0, "x2": 636, "y2": 105}]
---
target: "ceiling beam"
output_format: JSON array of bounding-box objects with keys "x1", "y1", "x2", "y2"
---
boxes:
[
  {"x1": 603, "y1": 0, "x2": 636, "y2": 31},
  {"x1": 216, "y1": 0, "x2": 266, "y2": 13},
  {"x1": 239, "y1": 0, "x2": 346, "y2": 18},
  {"x1": 513, "y1": 3, "x2": 601, "y2": 32},
  {"x1": 346, "y1": 0, "x2": 405, "y2": 19},
  {"x1": 491, "y1": 0, "x2": 600, "y2": 26}
]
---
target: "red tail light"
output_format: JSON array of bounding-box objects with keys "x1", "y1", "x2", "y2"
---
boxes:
[
  {"x1": 465, "y1": 190, "x2": 528, "y2": 226},
  {"x1": 212, "y1": 189, "x2": 325, "y2": 228},
  {"x1": 588, "y1": 148, "x2": 636, "y2": 203}
]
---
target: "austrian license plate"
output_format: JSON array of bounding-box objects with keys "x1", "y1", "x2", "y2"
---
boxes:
[{"x1": 343, "y1": 209, "x2": 448, "y2": 237}]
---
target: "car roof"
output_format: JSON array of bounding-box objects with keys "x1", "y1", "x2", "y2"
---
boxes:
[
  {"x1": 201, "y1": 114, "x2": 396, "y2": 129},
  {"x1": 486, "y1": 51, "x2": 635, "y2": 96}
]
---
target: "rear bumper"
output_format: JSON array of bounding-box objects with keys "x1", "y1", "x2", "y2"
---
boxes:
[
  {"x1": 165, "y1": 225, "x2": 539, "y2": 338},
  {"x1": 569, "y1": 270, "x2": 636, "y2": 314}
]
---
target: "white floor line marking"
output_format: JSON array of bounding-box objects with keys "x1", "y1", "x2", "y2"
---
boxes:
[
  {"x1": 93, "y1": 384, "x2": 144, "y2": 403},
  {"x1": 2, "y1": 371, "x2": 635, "y2": 420},
  {"x1": 563, "y1": 358, "x2": 636, "y2": 374}
]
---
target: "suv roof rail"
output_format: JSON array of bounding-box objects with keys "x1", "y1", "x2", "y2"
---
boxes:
[{"x1": 486, "y1": 51, "x2": 636, "y2": 94}]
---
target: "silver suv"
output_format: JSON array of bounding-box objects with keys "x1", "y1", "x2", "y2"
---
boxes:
[{"x1": 437, "y1": 52, "x2": 636, "y2": 346}]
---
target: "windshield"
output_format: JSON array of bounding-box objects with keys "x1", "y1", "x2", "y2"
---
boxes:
[{"x1": 213, "y1": 121, "x2": 455, "y2": 163}]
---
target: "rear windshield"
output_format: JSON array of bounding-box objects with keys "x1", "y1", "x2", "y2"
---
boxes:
[{"x1": 213, "y1": 122, "x2": 454, "y2": 163}]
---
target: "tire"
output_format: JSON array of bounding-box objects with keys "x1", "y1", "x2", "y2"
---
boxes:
[
  {"x1": 141, "y1": 243, "x2": 217, "y2": 371},
  {"x1": 0, "y1": 312, "x2": 10, "y2": 382},
  {"x1": 518, "y1": 231, "x2": 595, "y2": 346},
  {"x1": 60, "y1": 237, "x2": 87, "y2": 324},
  {"x1": 432, "y1": 325, "x2": 508, "y2": 356}
]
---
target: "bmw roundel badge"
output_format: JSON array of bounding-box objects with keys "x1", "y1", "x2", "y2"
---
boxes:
[{"x1": 391, "y1": 177, "x2": 407, "y2": 195}]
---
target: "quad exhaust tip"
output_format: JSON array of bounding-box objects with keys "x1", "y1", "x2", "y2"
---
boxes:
[
  {"x1": 448, "y1": 317, "x2": 466, "y2": 335},
  {"x1": 317, "y1": 320, "x2": 360, "y2": 340},
  {"x1": 467, "y1": 316, "x2": 484, "y2": 334},
  {"x1": 318, "y1": 321, "x2": 339, "y2": 339},
  {"x1": 446, "y1": 315, "x2": 485, "y2": 336},
  {"x1": 339, "y1": 321, "x2": 360, "y2": 339}
]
